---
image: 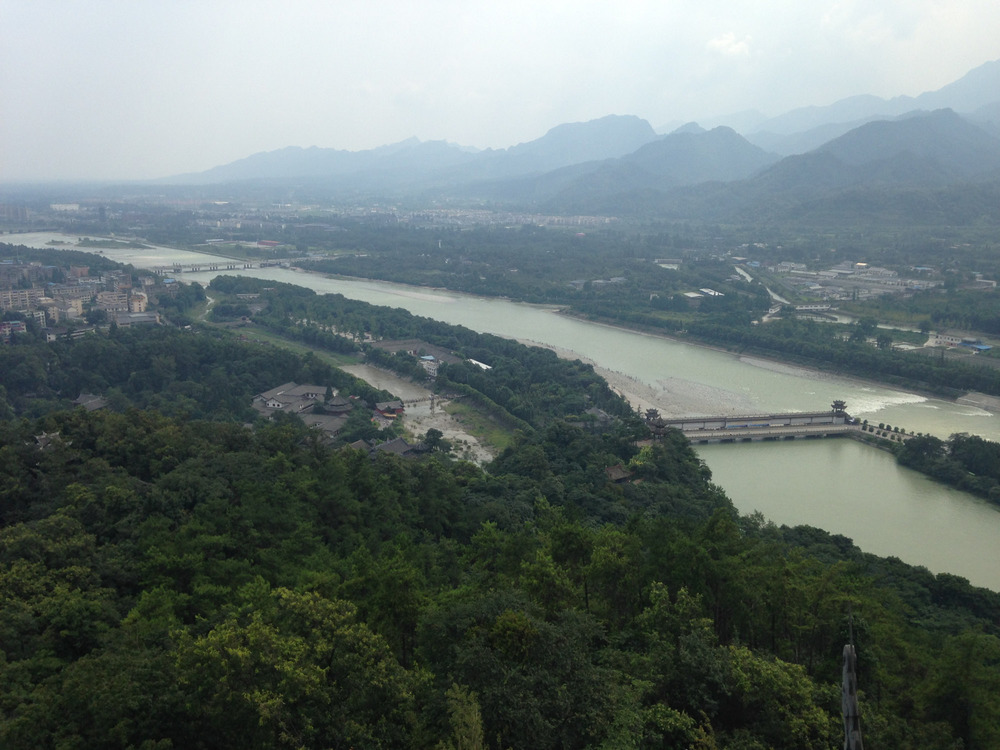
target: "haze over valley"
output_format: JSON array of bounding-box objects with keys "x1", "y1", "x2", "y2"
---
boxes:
[
  {"x1": 7, "y1": 58, "x2": 1000, "y2": 231},
  {"x1": 6, "y1": 4, "x2": 1000, "y2": 747}
]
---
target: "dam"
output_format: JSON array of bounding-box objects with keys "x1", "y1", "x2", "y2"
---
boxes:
[{"x1": 648, "y1": 403, "x2": 857, "y2": 444}]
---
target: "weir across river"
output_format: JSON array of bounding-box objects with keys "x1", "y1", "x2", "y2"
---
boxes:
[
  {"x1": 151, "y1": 261, "x2": 259, "y2": 274},
  {"x1": 648, "y1": 408, "x2": 857, "y2": 444}
]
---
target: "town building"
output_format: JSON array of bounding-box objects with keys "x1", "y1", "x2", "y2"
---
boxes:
[{"x1": 251, "y1": 382, "x2": 352, "y2": 439}]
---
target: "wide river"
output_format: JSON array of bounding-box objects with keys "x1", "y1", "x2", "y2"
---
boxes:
[{"x1": 9, "y1": 233, "x2": 1000, "y2": 589}]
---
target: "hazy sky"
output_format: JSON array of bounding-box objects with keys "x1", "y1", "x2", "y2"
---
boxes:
[{"x1": 2, "y1": 0, "x2": 998, "y2": 181}]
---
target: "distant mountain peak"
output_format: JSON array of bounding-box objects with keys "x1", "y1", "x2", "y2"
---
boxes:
[
  {"x1": 746, "y1": 59, "x2": 1000, "y2": 139},
  {"x1": 671, "y1": 122, "x2": 706, "y2": 135},
  {"x1": 160, "y1": 58, "x2": 1000, "y2": 211},
  {"x1": 815, "y1": 107, "x2": 1000, "y2": 177},
  {"x1": 505, "y1": 114, "x2": 657, "y2": 160}
]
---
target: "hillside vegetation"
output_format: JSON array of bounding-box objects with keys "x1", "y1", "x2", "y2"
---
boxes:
[{"x1": 3, "y1": 288, "x2": 1000, "y2": 748}]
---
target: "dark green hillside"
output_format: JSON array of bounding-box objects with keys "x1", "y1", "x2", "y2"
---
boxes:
[
  {"x1": 0, "y1": 325, "x2": 383, "y2": 422},
  {"x1": 3, "y1": 406, "x2": 1000, "y2": 747},
  {"x1": 211, "y1": 275, "x2": 642, "y2": 430},
  {"x1": 2, "y1": 282, "x2": 1000, "y2": 748}
]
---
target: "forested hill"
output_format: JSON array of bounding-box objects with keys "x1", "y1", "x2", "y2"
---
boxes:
[
  {"x1": 3, "y1": 402, "x2": 1000, "y2": 747},
  {"x1": 3, "y1": 283, "x2": 1000, "y2": 747}
]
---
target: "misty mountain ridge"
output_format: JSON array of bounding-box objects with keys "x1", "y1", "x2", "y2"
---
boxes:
[
  {"x1": 816, "y1": 108, "x2": 1000, "y2": 177},
  {"x1": 174, "y1": 114, "x2": 659, "y2": 188},
  {"x1": 668, "y1": 122, "x2": 708, "y2": 135},
  {"x1": 732, "y1": 59, "x2": 1000, "y2": 155},
  {"x1": 171, "y1": 58, "x2": 1000, "y2": 187},
  {"x1": 735, "y1": 109, "x2": 1000, "y2": 206},
  {"x1": 455, "y1": 126, "x2": 778, "y2": 205},
  {"x1": 502, "y1": 114, "x2": 656, "y2": 167},
  {"x1": 659, "y1": 111, "x2": 768, "y2": 136},
  {"x1": 542, "y1": 108, "x2": 1000, "y2": 223},
  {"x1": 621, "y1": 127, "x2": 777, "y2": 182},
  {"x1": 171, "y1": 138, "x2": 480, "y2": 185},
  {"x1": 177, "y1": 115, "x2": 759, "y2": 190},
  {"x1": 745, "y1": 59, "x2": 1000, "y2": 136},
  {"x1": 162, "y1": 59, "x2": 1000, "y2": 225}
]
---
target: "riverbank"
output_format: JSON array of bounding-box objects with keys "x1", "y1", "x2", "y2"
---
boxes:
[
  {"x1": 8, "y1": 233, "x2": 994, "y2": 432},
  {"x1": 540, "y1": 310, "x2": 1000, "y2": 433},
  {"x1": 279, "y1": 264, "x2": 997, "y2": 423},
  {"x1": 513, "y1": 337, "x2": 658, "y2": 414},
  {"x1": 9, "y1": 232, "x2": 986, "y2": 417},
  {"x1": 958, "y1": 392, "x2": 1000, "y2": 412},
  {"x1": 558, "y1": 308, "x2": 981, "y2": 401},
  {"x1": 13, "y1": 232, "x2": 1000, "y2": 588},
  {"x1": 520, "y1": 329, "x2": 970, "y2": 434}
]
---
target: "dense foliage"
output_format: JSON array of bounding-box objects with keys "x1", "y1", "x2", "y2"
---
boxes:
[
  {"x1": 0, "y1": 325, "x2": 385, "y2": 422},
  {"x1": 5, "y1": 256, "x2": 1000, "y2": 746},
  {"x1": 211, "y1": 275, "x2": 639, "y2": 431},
  {"x1": 846, "y1": 286, "x2": 1000, "y2": 336},
  {"x1": 3, "y1": 405, "x2": 1000, "y2": 748},
  {"x1": 0, "y1": 243, "x2": 131, "y2": 277},
  {"x1": 897, "y1": 432, "x2": 1000, "y2": 501},
  {"x1": 295, "y1": 225, "x2": 768, "y2": 313},
  {"x1": 3, "y1": 280, "x2": 1000, "y2": 747}
]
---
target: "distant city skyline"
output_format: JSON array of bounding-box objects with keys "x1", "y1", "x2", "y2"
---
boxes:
[{"x1": 2, "y1": 0, "x2": 999, "y2": 181}]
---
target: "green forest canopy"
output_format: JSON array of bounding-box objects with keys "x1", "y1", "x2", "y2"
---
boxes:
[{"x1": 2, "y1": 276, "x2": 1000, "y2": 747}]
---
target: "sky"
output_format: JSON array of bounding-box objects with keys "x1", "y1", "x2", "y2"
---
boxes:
[{"x1": 2, "y1": 0, "x2": 999, "y2": 182}]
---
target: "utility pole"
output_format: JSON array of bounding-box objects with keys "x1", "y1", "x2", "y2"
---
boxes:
[{"x1": 842, "y1": 615, "x2": 864, "y2": 750}]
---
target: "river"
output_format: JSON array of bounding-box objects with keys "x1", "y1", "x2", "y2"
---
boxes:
[{"x1": 8, "y1": 232, "x2": 1000, "y2": 589}]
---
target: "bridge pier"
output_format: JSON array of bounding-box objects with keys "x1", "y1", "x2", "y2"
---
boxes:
[{"x1": 685, "y1": 427, "x2": 855, "y2": 444}]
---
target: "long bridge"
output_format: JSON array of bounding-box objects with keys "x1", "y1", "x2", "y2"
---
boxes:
[
  {"x1": 151, "y1": 261, "x2": 259, "y2": 275},
  {"x1": 149, "y1": 258, "x2": 304, "y2": 275},
  {"x1": 648, "y1": 407, "x2": 858, "y2": 444}
]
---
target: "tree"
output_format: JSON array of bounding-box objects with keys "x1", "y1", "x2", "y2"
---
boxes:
[
  {"x1": 849, "y1": 317, "x2": 878, "y2": 343},
  {"x1": 84, "y1": 307, "x2": 107, "y2": 325},
  {"x1": 721, "y1": 645, "x2": 838, "y2": 748},
  {"x1": 437, "y1": 683, "x2": 485, "y2": 750},
  {"x1": 174, "y1": 585, "x2": 414, "y2": 749},
  {"x1": 424, "y1": 427, "x2": 451, "y2": 453},
  {"x1": 919, "y1": 630, "x2": 1000, "y2": 748},
  {"x1": 418, "y1": 591, "x2": 622, "y2": 748}
]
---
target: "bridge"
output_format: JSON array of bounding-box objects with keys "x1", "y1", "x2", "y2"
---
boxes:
[
  {"x1": 647, "y1": 406, "x2": 858, "y2": 444},
  {"x1": 151, "y1": 258, "x2": 304, "y2": 275},
  {"x1": 680, "y1": 421, "x2": 857, "y2": 444},
  {"x1": 150, "y1": 261, "x2": 259, "y2": 275}
]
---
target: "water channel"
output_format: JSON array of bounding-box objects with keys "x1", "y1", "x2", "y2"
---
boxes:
[{"x1": 9, "y1": 232, "x2": 1000, "y2": 589}]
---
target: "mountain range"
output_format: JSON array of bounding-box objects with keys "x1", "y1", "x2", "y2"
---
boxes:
[{"x1": 166, "y1": 59, "x2": 1000, "y2": 225}]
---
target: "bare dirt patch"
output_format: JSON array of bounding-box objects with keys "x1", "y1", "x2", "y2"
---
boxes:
[{"x1": 340, "y1": 364, "x2": 495, "y2": 464}]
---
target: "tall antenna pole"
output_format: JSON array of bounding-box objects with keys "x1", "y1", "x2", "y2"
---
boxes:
[{"x1": 843, "y1": 610, "x2": 864, "y2": 749}]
